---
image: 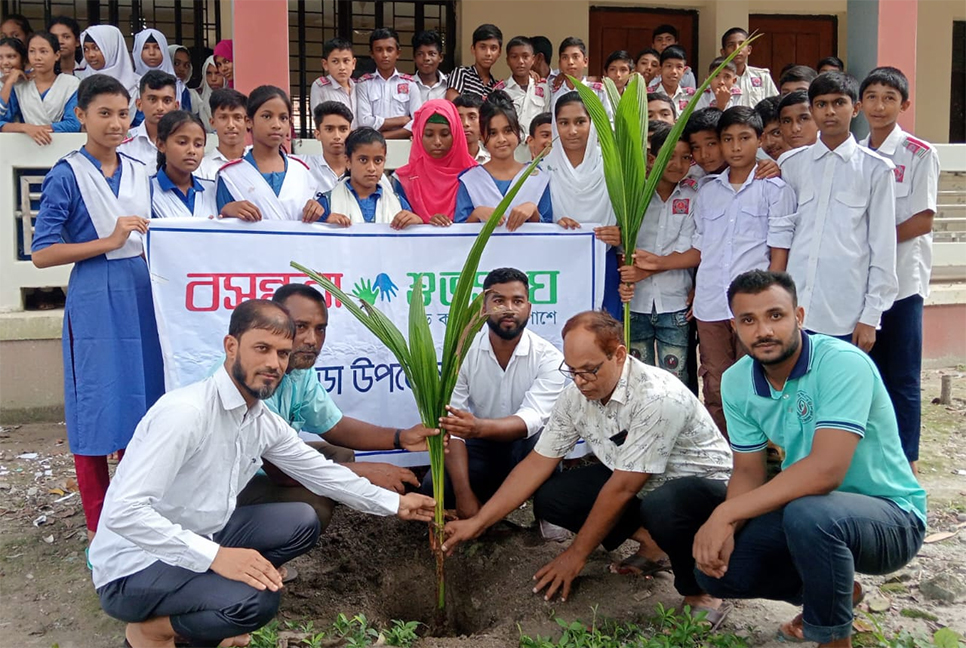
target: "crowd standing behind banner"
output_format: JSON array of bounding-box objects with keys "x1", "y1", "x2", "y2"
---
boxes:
[{"x1": 0, "y1": 10, "x2": 941, "y2": 647}]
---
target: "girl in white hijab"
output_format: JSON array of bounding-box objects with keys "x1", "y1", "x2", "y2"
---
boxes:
[
  {"x1": 78, "y1": 25, "x2": 140, "y2": 113},
  {"x1": 545, "y1": 90, "x2": 623, "y2": 318},
  {"x1": 195, "y1": 54, "x2": 223, "y2": 132},
  {"x1": 168, "y1": 43, "x2": 200, "y2": 114}
]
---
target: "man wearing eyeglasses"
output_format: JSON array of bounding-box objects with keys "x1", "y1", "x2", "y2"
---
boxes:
[
  {"x1": 419, "y1": 267, "x2": 566, "y2": 522},
  {"x1": 443, "y1": 309, "x2": 733, "y2": 622}
]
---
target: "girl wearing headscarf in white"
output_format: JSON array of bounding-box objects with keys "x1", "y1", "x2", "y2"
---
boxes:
[
  {"x1": 132, "y1": 29, "x2": 186, "y2": 108},
  {"x1": 77, "y1": 25, "x2": 140, "y2": 113},
  {"x1": 545, "y1": 89, "x2": 623, "y2": 318},
  {"x1": 168, "y1": 43, "x2": 200, "y2": 114},
  {"x1": 195, "y1": 54, "x2": 223, "y2": 132}
]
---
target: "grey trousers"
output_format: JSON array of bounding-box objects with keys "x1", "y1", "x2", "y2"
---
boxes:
[{"x1": 97, "y1": 502, "x2": 321, "y2": 646}]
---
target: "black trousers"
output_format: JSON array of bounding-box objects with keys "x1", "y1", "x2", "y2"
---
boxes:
[{"x1": 98, "y1": 503, "x2": 321, "y2": 646}]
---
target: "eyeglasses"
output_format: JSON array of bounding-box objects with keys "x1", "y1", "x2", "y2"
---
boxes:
[{"x1": 559, "y1": 360, "x2": 604, "y2": 382}]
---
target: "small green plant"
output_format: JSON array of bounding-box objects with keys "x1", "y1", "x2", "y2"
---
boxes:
[
  {"x1": 383, "y1": 619, "x2": 421, "y2": 647},
  {"x1": 854, "y1": 611, "x2": 964, "y2": 648}
]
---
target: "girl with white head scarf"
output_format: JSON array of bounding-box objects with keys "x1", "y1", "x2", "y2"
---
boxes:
[
  {"x1": 132, "y1": 29, "x2": 186, "y2": 111},
  {"x1": 545, "y1": 90, "x2": 623, "y2": 317},
  {"x1": 77, "y1": 25, "x2": 140, "y2": 112},
  {"x1": 195, "y1": 54, "x2": 223, "y2": 132},
  {"x1": 168, "y1": 43, "x2": 200, "y2": 114}
]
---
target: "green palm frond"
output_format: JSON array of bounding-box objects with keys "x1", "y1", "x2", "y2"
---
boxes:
[
  {"x1": 291, "y1": 147, "x2": 548, "y2": 610},
  {"x1": 566, "y1": 32, "x2": 762, "y2": 345}
]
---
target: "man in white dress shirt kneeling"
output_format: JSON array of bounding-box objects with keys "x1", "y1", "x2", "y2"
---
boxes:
[
  {"x1": 90, "y1": 299, "x2": 434, "y2": 648},
  {"x1": 420, "y1": 267, "x2": 566, "y2": 521}
]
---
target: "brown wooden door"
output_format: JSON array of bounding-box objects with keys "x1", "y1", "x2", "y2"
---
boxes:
[
  {"x1": 748, "y1": 14, "x2": 838, "y2": 86},
  {"x1": 589, "y1": 7, "x2": 699, "y2": 78}
]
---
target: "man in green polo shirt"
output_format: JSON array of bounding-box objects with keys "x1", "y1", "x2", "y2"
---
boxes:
[{"x1": 637, "y1": 270, "x2": 926, "y2": 645}]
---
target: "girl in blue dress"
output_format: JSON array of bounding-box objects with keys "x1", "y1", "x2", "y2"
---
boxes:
[{"x1": 31, "y1": 74, "x2": 164, "y2": 543}]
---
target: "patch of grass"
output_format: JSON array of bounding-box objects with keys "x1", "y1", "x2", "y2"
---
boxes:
[
  {"x1": 518, "y1": 604, "x2": 749, "y2": 648},
  {"x1": 854, "y1": 612, "x2": 963, "y2": 648},
  {"x1": 880, "y1": 582, "x2": 909, "y2": 594},
  {"x1": 250, "y1": 615, "x2": 420, "y2": 648},
  {"x1": 899, "y1": 608, "x2": 939, "y2": 621}
]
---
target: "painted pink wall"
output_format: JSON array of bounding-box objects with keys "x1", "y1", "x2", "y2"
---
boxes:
[
  {"x1": 876, "y1": 0, "x2": 917, "y2": 130},
  {"x1": 232, "y1": 0, "x2": 290, "y2": 100}
]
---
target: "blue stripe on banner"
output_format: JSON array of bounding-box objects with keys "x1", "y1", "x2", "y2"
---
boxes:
[
  {"x1": 815, "y1": 420, "x2": 866, "y2": 435},
  {"x1": 147, "y1": 227, "x2": 598, "y2": 240}
]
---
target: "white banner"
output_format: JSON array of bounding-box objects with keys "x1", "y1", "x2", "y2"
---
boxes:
[{"x1": 146, "y1": 220, "x2": 606, "y2": 465}]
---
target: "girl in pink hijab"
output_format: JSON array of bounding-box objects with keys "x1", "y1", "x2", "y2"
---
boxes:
[
  {"x1": 393, "y1": 99, "x2": 477, "y2": 225},
  {"x1": 213, "y1": 39, "x2": 233, "y2": 88}
]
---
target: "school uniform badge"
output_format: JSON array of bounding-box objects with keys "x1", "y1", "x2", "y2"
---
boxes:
[
  {"x1": 751, "y1": 77, "x2": 762, "y2": 87},
  {"x1": 397, "y1": 83, "x2": 409, "y2": 94},
  {"x1": 672, "y1": 198, "x2": 689, "y2": 214},
  {"x1": 535, "y1": 86, "x2": 545, "y2": 97},
  {"x1": 893, "y1": 165, "x2": 906, "y2": 183}
]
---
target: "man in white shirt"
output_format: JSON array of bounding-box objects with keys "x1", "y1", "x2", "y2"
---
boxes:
[
  {"x1": 90, "y1": 299, "x2": 434, "y2": 647},
  {"x1": 770, "y1": 72, "x2": 897, "y2": 352},
  {"x1": 421, "y1": 268, "x2": 565, "y2": 520},
  {"x1": 355, "y1": 27, "x2": 423, "y2": 139},
  {"x1": 858, "y1": 67, "x2": 940, "y2": 468},
  {"x1": 197, "y1": 87, "x2": 249, "y2": 182},
  {"x1": 720, "y1": 28, "x2": 779, "y2": 108},
  {"x1": 119, "y1": 71, "x2": 179, "y2": 171},
  {"x1": 412, "y1": 30, "x2": 448, "y2": 103},
  {"x1": 442, "y1": 310, "x2": 732, "y2": 605}
]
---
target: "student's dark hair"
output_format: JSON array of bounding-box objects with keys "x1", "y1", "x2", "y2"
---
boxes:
[
  {"x1": 859, "y1": 66, "x2": 909, "y2": 102},
  {"x1": 480, "y1": 89, "x2": 522, "y2": 142},
  {"x1": 322, "y1": 37, "x2": 353, "y2": 59},
  {"x1": 754, "y1": 96, "x2": 782, "y2": 126},
  {"x1": 313, "y1": 100, "x2": 353, "y2": 129},
  {"x1": 553, "y1": 91, "x2": 586, "y2": 118},
  {"x1": 47, "y1": 16, "x2": 81, "y2": 63},
  {"x1": 635, "y1": 47, "x2": 660, "y2": 64},
  {"x1": 369, "y1": 27, "x2": 399, "y2": 49},
  {"x1": 558, "y1": 36, "x2": 587, "y2": 57},
  {"x1": 0, "y1": 36, "x2": 27, "y2": 68},
  {"x1": 209, "y1": 87, "x2": 248, "y2": 114},
  {"x1": 345, "y1": 126, "x2": 386, "y2": 157},
  {"x1": 817, "y1": 55, "x2": 845, "y2": 71},
  {"x1": 156, "y1": 110, "x2": 206, "y2": 171},
  {"x1": 483, "y1": 267, "x2": 529, "y2": 291},
  {"x1": 1, "y1": 13, "x2": 32, "y2": 38},
  {"x1": 247, "y1": 84, "x2": 292, "y2": 119},
  {"x1": 530, "y1": 36, "x2": 552, "y2": 65},
  {"x1": 721, "y1": 27, "x2": 749, "y2": 49},
  {"x1": 453, "y1": 93, "x2": 483, "y2": 110},
  {"x1": 272, "y1": 283, "x2": 327, "y2": 310},
  {"x1": 528, "y1": 111, "x2": 552, "y2": 137},
  {"x1": 472, "y1": 23, "x2": 503, "y2": 47},
  {"x1": 652, "y1": 24, "x2": 679, "y2": 42},
  {"x1": 506, "y1": 36, "x2": 533, "y2": 54},
  {"x1": 708, "y1": 55, "x2": 737, "y2": 74},
  {"x1": 660, "y1": 45, "x2": 687, "y2": 65},
  {"x1": 139, "y1": 69, "x2": 177, "y2": 95},
  {"x1": 228, "y1": 299, "x2": 295, "y2": 340},
  {"x1": 28, "y1": 31, "x2": 62, "y2": 73},
  {"x1": 648, "y1": 121, "x2": 673, "y2": 155},
  {"x1": 779, "y1": 65, "x2": 818, "y2": 88},
  {"x1": 562, "y1": 310, "x2": 623, "y2": 357},
  {"x1": 77, "y1": 73, "x2": 130, "y2": 110},
  {"x1": 646, "y1": 92, "x2": 677, "y2": 118},
  {"x1": 412, "y1": 30, "x2": 443, "y2": 53},
  {"x1": 778, "y1": 89, "x2": 810, "y2": 114},
  {"x1": 727, "y1": 270, "x2": 798, "y2": 308},
  {"x1": 605, "y1": 49, "x2": 634, "y2": 70},
  {"x1": 808, "y1": 70, "x2": 858, "y2": 103},
  {"x1": 682, "y1": 107, "x2": 722, "y2": 140},
  {"x1": 717, "y1": 105, "x2": 763, "y2": 136}
]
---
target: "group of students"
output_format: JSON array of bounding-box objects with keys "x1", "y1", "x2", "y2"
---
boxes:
[
  {"x1": 12, "y1": 12, "x2": 941, "y2": 648},
  {"x1": 1, "y1": 13, "x2": 233, "y2": 142}
]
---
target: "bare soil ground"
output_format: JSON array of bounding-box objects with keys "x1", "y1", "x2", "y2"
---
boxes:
[{"x1": 1, "y1": 369, "x2": 965, "y2": 648}]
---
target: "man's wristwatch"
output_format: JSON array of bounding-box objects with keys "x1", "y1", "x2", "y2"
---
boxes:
[{"x1": 393, "y1": 428, "x2": 402, "y2": 450}]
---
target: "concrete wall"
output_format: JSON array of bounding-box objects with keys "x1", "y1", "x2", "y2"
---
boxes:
[{"x1": 916, "y1": 0, "x2": 964, "y2": 143}]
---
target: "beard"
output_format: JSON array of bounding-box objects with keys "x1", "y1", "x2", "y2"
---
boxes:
[
  {"x1": 231, "y1": 356, "x2": 281, "y2": 400},
  {"x1": 749, "y1": 329, "x2": 801, "y2": 366},
  {"x1": 288, "y1": 345, "x2": 320, "y2": 371},
  {"x1": 486, "y1": 313, "x2": 528, "y2": 341}
]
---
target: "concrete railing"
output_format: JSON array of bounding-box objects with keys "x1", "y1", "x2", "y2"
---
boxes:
[{"x1": 1, "y1": 133, "x2": 964, "y2": 312}]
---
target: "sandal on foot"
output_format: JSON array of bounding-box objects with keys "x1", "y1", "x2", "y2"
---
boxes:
[
  {"x1": 692, "y1": 602, "x2": 733, "y2": 632},
  {"x1": 609, "y1": 554, "x2": 671, "y2": 576},
  {"x1": 778, "y1": 583, "x2": 864, "y2": 643},
  {"x1": 280, "y1": 565, "x2": 298, "y2": 583}
]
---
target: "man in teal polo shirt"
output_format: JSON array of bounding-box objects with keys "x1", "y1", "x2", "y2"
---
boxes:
[
  {"x1": 236, "y1": 283, "x2": 440, "y2": 527},
  {"x1": 637, "y1": 270, "x2": 925, "y2": 645}
]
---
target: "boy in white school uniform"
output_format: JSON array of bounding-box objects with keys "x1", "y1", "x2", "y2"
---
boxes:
[
  {"x1": 720, "y1": 28, "x2": 779, "y2": 108},
  {"x1": 493, "y1": 36, "x2": 549, "y2": 137},
  {"x1": 119, "y1": 71, "x2": 179, "y2": 172},
  {"x1": 654, "y1": 46, "x2": 696, "y2": 114},
  {"x1": 412, "y1": 30, "x2": 448, "y2": 102},
  {"x1": 695, "y1": 57, "x2": 742, "y2": 111},
  {"x1": 355, "y1": 28, "x2": 423, "y2": 140},
  {"x1": 550, "y1": 37, "x2": 611, "y2": 119},
  {"x1": 309, "y1": 37, "x2": 357, "y2": 126},
  {"x1": 770, "y1": 72, "x2": 898, "y2": 354},
  {"x1": 858, "y1": 66, "x2": 940, "y2": 469},
  {"x1": 298, "y1": 101, "x2": 351, "y2": 194},
  {"x1": 197, "y1": 88, "x2": 248, "y2": 182}
]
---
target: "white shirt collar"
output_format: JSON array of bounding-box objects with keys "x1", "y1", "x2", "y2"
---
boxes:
[
  {"x1": 481, "y1": 328, "x2": 532, "y2": 359},
  {"x1": 812, "y1": 133, "x2": 857, "y2": 162},
  {"x1": 213, "y1": 364, "x2": 265, "y2": 417}
]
